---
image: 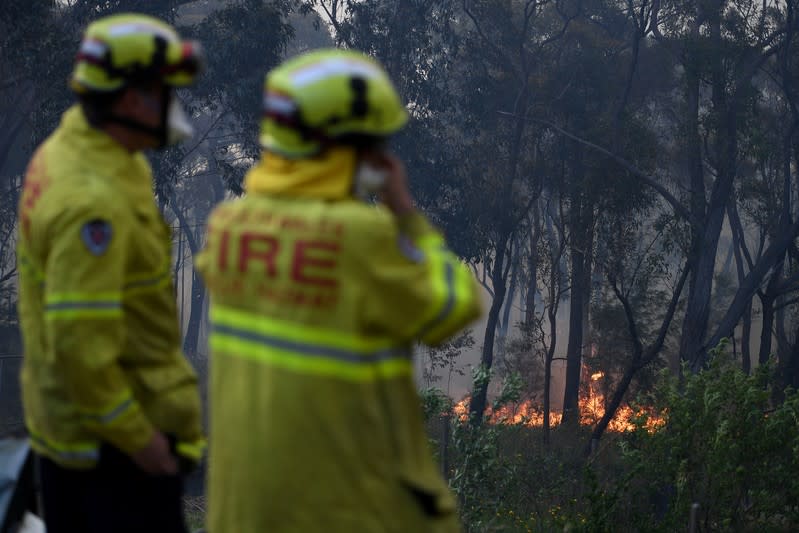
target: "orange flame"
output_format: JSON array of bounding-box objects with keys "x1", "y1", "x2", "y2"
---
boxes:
[{"x1": 450, "y1": 374, "x2": 664, "y2": 433}]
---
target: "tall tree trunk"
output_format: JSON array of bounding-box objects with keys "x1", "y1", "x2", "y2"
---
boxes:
[
  {"x1": 779, "y1": 322, "x2": 799, "y2": 398},
  {"x1": 682, "y1": 8, "x2": 739, "y2": 372},
  {"x1": 177, "y1": 233, "x2": 185, "y2": 328},
  {"x1": 562, "y1": 221, "x2": 585, "y2": 426},
  {"x1": 501, "y1": 261, "x2": 518, "y2": 336},
  {"x1": 0, "y1": 81, "x2": 35, "y2": 175},
  {"x1": 672, "y1": 15, "x2": 706, "y2": 376},
  {"x1": 740, "y1": 299, "x2": 752, "y2": 374},
  {"x1": 524, "y1": 259, "x2": 537, "y2": 327},
  {"x1": 496, "y1": 248, "x2": 520, "y2": 363},
  {"x1": 758, "y1": 294, "x2": 776, "y2": 365},
  {"x1": 183, "y1": 268, "x2": 206, "y2": 357},
  {"x1": 168, "y1": 191, "x2": 205, "y2": 357},
  {"x1": 758, "y1": 262, "x2": 783, "y2": 364},
  {"x1": 468, "y1": 68, "x2": 531, "y2": 425},
  {"x1": 580, "y1": 207, "x2": 594, "y2": 382},
  {"x1": 538, "y1": 203, "x2": 559, "y2": 446},
  {"x1": 469, "y1": 232, "x2": 510, "y2": 424},
  {"x1": 524, "y1": 208, "x2": 540, "y2": 327},
  {"x1": 543, "y1": 301, "x2": 557, "y2": 446},
  {"x1": 729, "y1": 204, "x2": 752, "y2": 373}
]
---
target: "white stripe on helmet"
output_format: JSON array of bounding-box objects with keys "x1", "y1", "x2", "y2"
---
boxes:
[
  {"x1": 79, "y1": 39, "x2": 108, "y2": 59},
  {"x1": 107, "y1": 22, "x2": 178, "y2": 41},
  {"x1": 290, "y1": 58, "x2": 381, "y2": 88},
  {"x1": 264, "y1": 92, "x2": 297, "y2": 115}
]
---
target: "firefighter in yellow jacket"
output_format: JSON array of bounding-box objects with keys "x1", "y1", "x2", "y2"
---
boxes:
[
  {"x1": 17, "y1": 14, "x2": 205, "y2": 533},
  {"x1": 197, "y1": 49, "x2": 482, "y2": 532}
]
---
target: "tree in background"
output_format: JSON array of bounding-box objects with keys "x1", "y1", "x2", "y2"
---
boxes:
[{"x1": 162, "y1": 0, "x2": 297, "y2": 355}]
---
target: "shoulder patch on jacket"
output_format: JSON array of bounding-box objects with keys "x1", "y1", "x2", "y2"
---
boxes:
[
  {"x1": 398, "y1": 235, "x2": 425, "y2": 263},
  {"x1": 81, "y1": 219, "x2": 113, "y2": 255}
]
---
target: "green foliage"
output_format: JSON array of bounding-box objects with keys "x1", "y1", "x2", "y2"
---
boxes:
[
  {"x1": 420, "y1": 387, "x2": 454, "y2": 423},
  {"x1": 617, "y1": 341, "x2": 799, "y2": 531},
  {"x1": 448, "y1": 369, "x2": 526, "y2": 532},
  {"x1": 428, "y1": 339, "x2": 799, "y2": 532}
]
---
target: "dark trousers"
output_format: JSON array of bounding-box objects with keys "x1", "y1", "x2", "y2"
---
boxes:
[{"x1": 38, "y1": 445, "x2": 189, "y2": 533}]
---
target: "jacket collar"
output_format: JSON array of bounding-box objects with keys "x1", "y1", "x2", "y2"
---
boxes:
[
  {"x1": 58, "y1": 105, "x2": 153, "y2": 192},
  {"x1": 244, "y1": 147, "x2": 357, "y2": 200}
]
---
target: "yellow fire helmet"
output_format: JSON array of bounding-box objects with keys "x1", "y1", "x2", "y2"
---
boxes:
[
  {"x1": 261, "y1": 48, "x2": 408, "y2": 158},
  {"x1": 70, "y1": 13, "x2": 204, "y2": 94}
]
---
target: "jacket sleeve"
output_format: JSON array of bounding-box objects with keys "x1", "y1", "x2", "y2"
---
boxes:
[
  {"x1": 359, "y1": 209, "x2": 481, "y2": 346},
  {"x1": 44, "y1": 203, "x2": 154, "y2": 455}
]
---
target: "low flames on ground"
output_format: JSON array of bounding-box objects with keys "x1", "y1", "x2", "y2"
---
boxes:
[{"x1": 452, "y1": 371, "x2": 664, "y2": 432}]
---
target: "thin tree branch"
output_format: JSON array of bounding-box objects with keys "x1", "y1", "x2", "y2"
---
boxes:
[
  {"x1": 609, "y1": 275, "x2": 644, "y2": 357},
  {"x1": 0, "y1": 268, "x2": 17, "y2": 285},
  {"x1": 528, "y1": 116, "x2": 695, "y2": 225},
  {"x1": 470, "y1": 262, "x2": 495, "y2": 299},
  {"x1": 462, "y1": 0, "x2": 518, "y2": 81},
  {"x1": 641, "y1": 261, "x2": 691, "y2": 365},
  {"x1": 703, "y1": 218, "x2": 799, "y2": 365}
]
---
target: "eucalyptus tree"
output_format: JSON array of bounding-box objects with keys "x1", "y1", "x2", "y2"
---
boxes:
[
  {"x1": 715, "y1": 1, "x2": 799, "y2": 387},
  {"x1": 649, "y1": 0, "x2": 799, "y2": 372},
  {"x1": 439, "y1": 0, "x2": 578, "y2": 426},
  {"x1": 159, "y1": 0, "x2": 296, "y2": 354},
  {"x1": 537, "y1": 1, "x2": 799, "y2": 384},
  {"x1": 547, "y1": 0, "x2": 694, "y2": 443},
  {"x1": 526, "y1": 194, "x2": 567, "y2": 444},
  {"x1": 527, "y1": 0, "x2": 673, "y2": 425}
]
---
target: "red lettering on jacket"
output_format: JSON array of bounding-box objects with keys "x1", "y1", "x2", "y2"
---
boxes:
[
  {"x1": 280, "y1": 217, "x2": 308, "y2": 232},
  {"x1": 291, "y1": 241, "x2": 339, "y2": 287},
  {"x1": 218, "y1": 230, "x2": 230, "y2": 271},
  {"x1": 19, "y1": 154, "x2": 50, "y2": 240},
  {"x1": 239, "y1": 233, "x2": 280, "y2": 276}
]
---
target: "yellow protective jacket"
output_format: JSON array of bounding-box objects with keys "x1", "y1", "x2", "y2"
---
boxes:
[
  {"x1": 197, "y1": 148, "x2": 481, "y2": 533},
  {"x1": 17, "y1": 105, "x2": 204, "y2": 469}
]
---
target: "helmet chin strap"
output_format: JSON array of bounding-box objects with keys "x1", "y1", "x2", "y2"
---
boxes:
[{"x1": 105, "y1": 85, "x2": 171, "y2": 148}]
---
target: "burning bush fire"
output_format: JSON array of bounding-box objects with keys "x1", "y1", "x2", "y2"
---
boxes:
[{"x1": 451, "y1": 370, "x2": 664, "y2": 432}]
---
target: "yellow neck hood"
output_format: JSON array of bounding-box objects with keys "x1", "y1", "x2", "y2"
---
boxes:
[{"x1": 244, "y1": 147, "x2": 357, "y2": 200}]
